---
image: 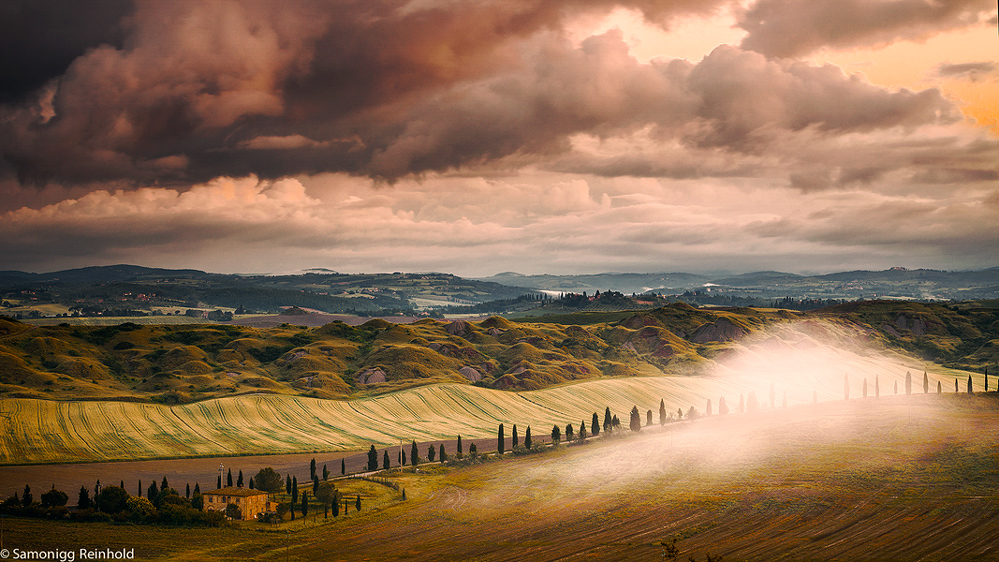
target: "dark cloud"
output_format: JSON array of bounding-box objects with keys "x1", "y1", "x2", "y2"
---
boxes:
[
  {"x1": 0, "y1": 0, "x2": 975, "y2": 188},
  {"x1": 0, "y1": 0, "x2": 132, "y2": 103},
  {"x1": 738, "y1": 0, "x2": 995, "y2": 58},
  {"x1": 933, "y1": 61, "x2": 998, "y2": 81}
]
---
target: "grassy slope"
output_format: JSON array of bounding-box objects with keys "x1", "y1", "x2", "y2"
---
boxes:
[{"x1": 8, "y1": 395, "x2": 999, "y2": 561}]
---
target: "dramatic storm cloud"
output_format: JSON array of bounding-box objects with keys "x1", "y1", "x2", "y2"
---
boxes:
[{"x1": 0, "y1": 0, "x2": 996, "y2": 274}]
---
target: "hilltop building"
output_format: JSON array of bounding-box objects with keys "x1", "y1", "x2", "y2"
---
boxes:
[{"x1": 202, "y1": 487, "x2": 270, "y2": 520}]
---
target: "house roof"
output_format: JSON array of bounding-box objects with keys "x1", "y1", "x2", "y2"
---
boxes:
[{"x1": 203, "y1": 486, "x2": 267, "y2": 497}]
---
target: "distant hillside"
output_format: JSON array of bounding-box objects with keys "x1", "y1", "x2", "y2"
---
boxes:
[
  {"x1": 480, "y1": 268, "x2": 999, "y2": 301},
  {"x1": 1, "y1": 300, "x2": 995, "y2": 404}
]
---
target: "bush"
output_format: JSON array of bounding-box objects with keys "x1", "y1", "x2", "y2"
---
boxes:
[
  {"x1": 97, "y1": 486, "x2": 129, "y2": 514},
  {"x1": 126, "y1": 496, "x2": 156, "y2": 522},
  {"x1": 40, "y1": 488, "x2": 69, "y2": 508}
]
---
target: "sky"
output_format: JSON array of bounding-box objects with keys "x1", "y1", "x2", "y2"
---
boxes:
[{"x1": 0, "y1": 0, "x2": 996, "y2": 277}]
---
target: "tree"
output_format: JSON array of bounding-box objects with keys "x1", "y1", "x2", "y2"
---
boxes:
[
  {"x1": 78, "y1": 486, "x2": 91, "y2": 510},
  {"x1": 286, "y1": 474, "x2": 292, "y2": 494},
  {"x1": 323, "y1": 464, "x2": 329, "y2": 481},
  {"x1": 226, "y1": 503, "x2": 242, "y2": 520},
  {"x1": 955, "y1": 378, "x2": 959, "y2": 393},
  {"x1": 498, "y1": 424, "x2": 505, "y2": 454},
  {"x1": 383, "y1": 450, "x2": 390, "y2": 470},
  {"x1": 469, "y1": 443, "x2": 477, "y2": 456},
  {"x1": 194, "y1": 482, "x2": 200, "y2": 494},
  {"x1": 525, "y1": 426, "x2": 532, "y2": 449},
  {"x1": 292, "y1": 476, "x2": 299, "y2": 504},
  {"x1": 237, "y1": 470, "x2": 244, "y2": 488},
  {"x1": 612, "y1": 415, "x2": 620, "y2": 430},
  {"x1": 138, "y1": 480, "x2": 142, "y2": 497},
  {"x1": 924, "y1": 371, "x2": 929, "y2": 394},
  {"x1": 457, "y1": 435, "x2": 463, "y2": 457},
  {"x1": 310, "y1": 458, "x2": 317, "y2": 481},
  {"x1": 356, "y1": 495, "x2": 361, "y2": 512},
  {"x1": 937, "y1": 381, "x2": 942, "y2": 394},
  {"x1": 186, "y1": 483, "x2": 191, "y2": 497},
  {"x1": 98, "y1": 485, "x2": 129, "y2": 514},
  {"x1": 411, "y1": 440, "x2": 419, "y2": 466},
  {"x1": 512, "y1": 424, "x2": 519, "y2": 448},
  {"x1": 659, "y1": 399, "x2": 667, "y2": 426},
  {"x1": 630, "y1": 406, "x2": 641, "y2": 432},
  {"x1": 21, "y1": 484, "x2": 32, "y2": 507},
  {"x1": 591, "y1": 413, "x2": 600, "y2": 436},
  {"x1": 368, "y1": 445, "x2": 378, "y2": 471},
  {"x1": 439, "y1": 444, "x2": 447, "y2": 463},
  {"x1": 161, "y1": 476, "x2": 169, "y2": 490},
  {"x1": 147, "y1": 481, "x2": 158, "y2": 501},
  {"x1": 565, "y1": 423, "x2": 574, "y2": 441},
  {"x1": 605, "y1": 407, "x2": 613, "y2": 432},
  {"x1": 316, "y1": 481, "x2": 341, "y2": 519},
  {"x1": 646, "y1": 409, "x2": 653, "y2": 425},
  {"x1": 41, "y1": 487, "x2": 68, "y2": 508},
  {"x1": 905, "y1": 371, "x2": 912, "y2": 395},
  {"x1": 217, "y1": 474, "x2": 222, "y2": 489},
  {"x1": 428, "y1": 444, "x2": 436, "y2": 462},
  {"x1": 705, "y1": 399, "x2": 712, "y2": 417},
  {"x1": 552, "y1": 424, "x2": 561, "y2": 444},
  {"x1": 342, "y1": 458, "x2": 346, "y2": 476},
  {"x1": 719, "y1": 396, "x2": 729, "y2": 415},
  {"x1": 579, "y1": 420, "x2": 587, "y2": 441},
  {"x1": 227, "y1": 468, "x2": 233, "y2": 487},
  {"x1": 301, "y1": 492, "x2": 308, "y2": 517},
  {"x1": 191, "y1": 492, "x2": 203, "y2": 510},
  {"x1": 402, "y1": 448, "x2": 407, "y2": 466},
  {"x1": 255, "y1": 468, "x2": 284, "y2": 494},
  {"x1": 687, "y1": 406, "x2": 698, "y2": 420}
]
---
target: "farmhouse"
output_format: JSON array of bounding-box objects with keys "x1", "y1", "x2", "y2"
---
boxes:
[{"x1": 201, "y1": 487, "x2": 270, "y2": 520}]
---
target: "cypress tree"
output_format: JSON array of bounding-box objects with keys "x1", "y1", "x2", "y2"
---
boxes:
[
  {"x1": 591, "y1": 413, "x2": 600, "y2": 436},
  {"x1": 237, "y1": 470, "x2": 243, "y2": 487},
  {"x1": 579, "y1": 420, "x2": 587, "y2": 440},
  {"x1": 120, "y1": 480, "x2": 124, "y2": 490},
  {"x1": 924, "y1": 371, "x2": 929, "y2": 394},
  {"x1": 512, "y1": 425, "x2": 519, "y2": 448},
  {"x1": 719, "y1": 396, "x2": 729, "y2": 415},
  {"x1": 292, "y1": 477, "x2": 298, "y2": 504},
  {"x1": 323, "y1": 464, "x2": 329, "y2": 480},
  {"x1": 286, "y1": 474, "x2": 292, "y2": 494},
  {"x1": 310, "y1": 458, "x2": 317, "y2": 481},
  {"x1": 525, "y1": 426, "x2": 532, "y2": 449},
  {"x1": 439, "y1": 444, "x2": 447, "y2": 462},
  {"x1": 955, "y1": 378, "x2": 959, "y2": 393},
  {"x1": 162, "y1": 476, "x2": 169, "y2": 490},
  {"x1": 342, "y1": 458, "x2": 346, "y2": 475},
  {"x1": 138, "y1": 480, "x2": 142, "y2": 497},
  {"x1": 498, "y1": 424, "x2": 505, "y2": 454},
  {"x1": 604, "y1": 407, "x2": 613, "y2": 432},
  {"x1": 383, "y1": 450, "x2": 390, "y2": 470},
  {"x1": 186, "y1": 483, "x2": 191, "y2": 498},
  {"x1": 469, "y1": 443, "x2": 477, "y2": 455},
  {"x1": 217, "y1": 474, "x2": 222, "y2": 489},
  {"x1": 457, "y1": 435, "x2": 463, "y2": 457},
  {"x1": 22, "y1": 484, "x2": 32, "y2": 507},
  {"x1": 301, "y1": 492, "x2": 308, "y2": 517},
  {"x1": 659, "y1": 399, "x2": 666, "y2": 425},
  {"x1": 367, "y1": 445, "x2": 378, "y2": 471},
  {"x1": 411, "y1": 440, "x2": 419, "y2": 465},
  {"x1": 428, "y1": 444, "x2": 436, "y2": 462},
  {"x1": 646, "y1": 409, "x2": 653, "y2": 425},
  {"x1": 402, "y1": 448, "x2": 407, "y2": 466},
  {"x1": 552, "y1": 424, "x2": 561, "y2": 443},
  {"x1": 313, "y1": 476, "x2": 319, "y2": 495},
  {"x1": 78, "y1": 486, "x2": 90, "y2": 510},
  {"x1": 937, "y1": 380, "x2": 942, "y2": 394},
  {"x1": 565, "y1": 423, "x2": 574, "y2": 441},
  {"x1": 227, "y1": 469, "x2": 232, "y2": 487},
  {"x1": 249, "y1": 478, "x2": 255, "y2": 490},
  {"x1": 194, "y1": 482, "x2": 201, "y2": 494},
  {"x1": 629, "y1": 406, "x2": 641, "y2": 432},
  {"x1": 356, "y1": 495, "x2": 361, "y2": 511},
  {"x1": 905, "y1": 371, "x2": 912, "y2": 395}
]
